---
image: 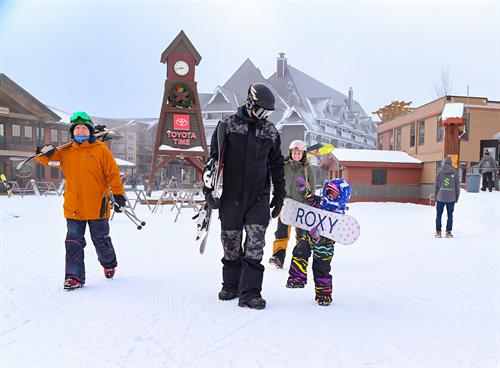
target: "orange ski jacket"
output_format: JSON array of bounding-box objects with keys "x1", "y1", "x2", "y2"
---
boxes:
[{"x1": 36, "y1": 140, "x2": 125, "y2": 220}]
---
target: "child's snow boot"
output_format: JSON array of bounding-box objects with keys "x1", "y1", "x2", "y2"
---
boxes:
[
  {"x1": 64, "y1": 278, "x2": 83, "y2": 290},
  {"x1": 104, "y1": 267, "x2": 115, "y2": 279},
  {"x1": 434, "y1": 231, "x2": 442, "y2": 238},
  {"x1": 286, "y1": 278, "x2": 305, "y2": 289},
  {"x1": 445, "y1": 231, "x2": 453, "y2": 238},
  {"x1": 316, "y1": 295, "x2": 332, "y2": 306}
]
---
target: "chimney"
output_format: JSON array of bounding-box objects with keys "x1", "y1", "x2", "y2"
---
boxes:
[
  {"x1": 348, "y1": 87, "x2": 353, "y2": 110},
  {"x1": 277, "y1": 52, "x2": 287, "y2": 78}
]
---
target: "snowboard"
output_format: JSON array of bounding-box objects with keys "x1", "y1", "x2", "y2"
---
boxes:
[
  {"x1": 195, "y1": 121, "x2": 226, "y2": 254},
  {"x1": 1, "y1": 174, "x2": 13, "y2": 197},
  {"x1": 280, "y1": 198, "x2": 360, "y2": 245},
  {"x1": 306, "y1": 143, "x2": 334, "y2": 159}
]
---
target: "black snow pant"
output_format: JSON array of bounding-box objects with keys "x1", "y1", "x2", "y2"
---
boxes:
[
  {"x1": 219, "y1": 198, "x2": 270, "y2": 303},
  {"x1": 482, "y1": 172, "x2": 494, "y2": 191}
]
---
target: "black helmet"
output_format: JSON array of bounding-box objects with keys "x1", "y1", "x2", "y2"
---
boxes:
[{"x1": 245, "y1": 83, "x2": 275, "y2": 120}]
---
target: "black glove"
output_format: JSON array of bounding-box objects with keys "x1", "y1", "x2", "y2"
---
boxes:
[
  {"x1": 203, "y1": 188, "x2": 221, "y2": 210},
  {"x1": 270, "y1": 194, "x2": 284, "y2": 218},
  {"x1": 36, "y1": 144, "x2": 56, "y2": 157},
  {"x1": 113, "y1": 194, "x2": 127, "y2": 213}
]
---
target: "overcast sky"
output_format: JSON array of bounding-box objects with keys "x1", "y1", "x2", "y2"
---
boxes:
[{"x1": 1, "y1": 0, "x2": 498, "y2": 120}]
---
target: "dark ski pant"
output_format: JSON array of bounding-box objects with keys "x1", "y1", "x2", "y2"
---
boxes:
[
  {"x1": 219, "y1": 199, "x2": 269, "y2": 303},
  {"x1": 65, "y1": 218, "x2": 117, "y2": 283},
  {"x1": 435, "y1": 201, "x2": 455, "y2": 233},
  {"x1": 482, "y1": 172, "x2": 494, "y2": 191},
  {"x1": 288, "y1": 229, "x2": 334, "y2": 300}
]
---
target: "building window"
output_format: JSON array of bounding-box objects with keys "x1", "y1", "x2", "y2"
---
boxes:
[
  {"x1": 24, "y1": 125, "x2": 33, "y2": 139},
  {"x1": 36, "y1": 164, "x2": 45, "y2": 179},
  {"x1": 410, "y1": 123, "x2": 416, "y2": 147},
  {"x1": 61, "y1": 130, "x2": 68, "y2": 142},
  {"x1": 127, "y1": 155, "x2": 134, "y2": 162},
  {"x1": 36, "y1": 126, "x2": 45, "y2": 141},
  {"x1": 127, "y1": 131, "x2": 135, "y2": 141},
  {"x1": 435, "y1": 160, "x2": 443, "y2": 175},
  {"x1": 396, "y1": 127, "x2": 401, "y2": 150},
  {"x1": 50, "y1": 167, "x2": 59, "y2": 179},
  {"x1": 51, "y1": 129, "x2": 58, "y2": 144},
  {"x1": 389, "y1": 130, "x2": 394, "y2": 150},
  {"x1": 372, "y1": 169, "x2": 387, "y2": 185},
  {"x1": 0, "y1": 123, "x2": 4, "y2": 136},
  {"x1": 436, "y1": 115, "x2": 444, "y2": 142},
  {"x1": 418, "y1": 120, "x2": 425, "y2": 145},
  {"x1": 377, "y1": 134, "x2": 383, "y2": 150},
  {"x1": 128, "y1": 144, "x2": 134, "y2": 151},
  {"x1": 12, "y1": 124, "x2": 21, "y2": 137}
]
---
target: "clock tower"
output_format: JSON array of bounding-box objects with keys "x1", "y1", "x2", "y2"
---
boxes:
[{"x1": 147, "y1": 30, "x2": 208, "y2": 195}]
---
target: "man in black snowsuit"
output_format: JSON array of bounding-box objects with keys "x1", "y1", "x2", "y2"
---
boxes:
[{"x1": 205, "y1": 83, "x2": 285, "y2": 310}]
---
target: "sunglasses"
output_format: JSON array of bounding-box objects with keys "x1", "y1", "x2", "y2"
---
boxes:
[{"x1": 70, "y1": 111, "x2": 92, "y2": 123}]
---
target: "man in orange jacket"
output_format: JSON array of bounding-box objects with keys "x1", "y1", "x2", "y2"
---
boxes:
[{"x1": 36, "y1": 111, "x2": 126, "y2": 290}]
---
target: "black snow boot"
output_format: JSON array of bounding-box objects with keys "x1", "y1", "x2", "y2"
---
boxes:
[
  {"x1": 218, "y1": 289, "x2": 239, "y2": 301},
  {"x1": 238, "y1": 296, "x2": 266, "y2": 310}
]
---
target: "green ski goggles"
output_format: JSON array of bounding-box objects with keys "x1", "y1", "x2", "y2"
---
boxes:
[{"x1": 70, "y1": 111, "x2": 92, "y2": 123}]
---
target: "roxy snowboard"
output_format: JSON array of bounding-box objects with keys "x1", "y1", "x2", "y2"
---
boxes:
[{"x1": 280, "y1": 198, "x2": 360, "y2": 245}]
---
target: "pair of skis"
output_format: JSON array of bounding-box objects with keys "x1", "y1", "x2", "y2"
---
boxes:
[
  {"x1": 15, "y1": 120, "x2": 135, "y2": 171},
  {"x1": 194, "y1": 122, "x2": 226, "y2": 254}
]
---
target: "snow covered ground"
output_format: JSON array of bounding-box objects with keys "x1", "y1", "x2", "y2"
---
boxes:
[{"x1": 1, "y1": 190, "x2": 499, "y2": 367}]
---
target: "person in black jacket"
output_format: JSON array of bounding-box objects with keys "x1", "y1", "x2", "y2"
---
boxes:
[{"x1": 204, "y1": 83, "x2": 285, "y2": 310}]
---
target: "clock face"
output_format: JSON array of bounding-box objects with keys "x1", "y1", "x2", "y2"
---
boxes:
[{"x1": 174, "y1": 60, "x2": 189, "y2": 76}]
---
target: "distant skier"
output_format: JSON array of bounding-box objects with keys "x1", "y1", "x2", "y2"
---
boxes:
[
  {"x1": 35, "y1": 111, "x2": 126, "y2": 290},
  {"x1": 204, "y1": 83, "x2": 285, "y2": 310},
  {"x1": 434, "y1": 156, "x2": 460, "y2": 238},
  {"x1": 478, "y1": 150, "x2": 498, "y2": 192},
  {"x1": 287, "y1": 177, "x2": 352, "y2": 306},
  {"x1": 268, "y1": 140, "x2": 315, "y2": 269}
]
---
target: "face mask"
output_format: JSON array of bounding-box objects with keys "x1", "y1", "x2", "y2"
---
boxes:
[{"x1": 74, "y1": 135, "x2": 90, "y2": 144}]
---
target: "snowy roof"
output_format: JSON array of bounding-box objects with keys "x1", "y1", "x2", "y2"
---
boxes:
[
  {"x1": 332, "y1": 148, "x2": 422, "y2": 164},
  {"x1": 115, "y1": 158, "x2": 135, "y2": 167},
  {"x1": 442, "y1": 103, "x2": 464, "y2": 120},
  {"x1": 47, "y1": 106, "x2": 72, "y2": 125}
]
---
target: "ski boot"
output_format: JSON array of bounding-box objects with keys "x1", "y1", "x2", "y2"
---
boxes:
[
  {"x1": 286, "y1": 278, "x2": 305, "y2": 289},
  {"x1": 434, "y1": 231, "x2": 442, "y2": 238},
  {"x1": 316, "y1": 295, "x2": 332, "y2": 306},
  {"x1": 218, "y1": 289, "x2": 239, "y2": 301},
  {"x1": 104, "y1": 267, "x2": 116, "y2": 279},
  {"x1": 238, "y1": 296, "x2": 266, "y2": 310},
  {"x1": 64, "y1": 278, "x2": 84, "y2": 291},
  {"x1": 445, "y1": 231, "x2": 453, "y2": 238}
]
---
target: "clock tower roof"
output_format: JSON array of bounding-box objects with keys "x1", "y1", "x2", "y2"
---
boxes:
[{"x1": 160, "y1": 30, "x2": 202, "y2": 66}]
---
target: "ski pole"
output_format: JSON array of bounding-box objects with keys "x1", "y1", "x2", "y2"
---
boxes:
[{"x1": 17, "y1": 120, "x2": 135, "y2": 170}]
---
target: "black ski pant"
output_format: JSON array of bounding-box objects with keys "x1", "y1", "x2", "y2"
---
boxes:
[
  {"x1": 219, "y1": 198, "x2": 269, "y2": 303},
  {"x1": 65, "y1": 218, "x2": 117, "y2": 283},
  {"x1": 482, "y1": 172, "x2": 494, "y2": 191}
]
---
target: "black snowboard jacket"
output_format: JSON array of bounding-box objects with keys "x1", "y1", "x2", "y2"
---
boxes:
[{"x1": 209, "y1": 107, "x2": 285, "y2": 209}]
